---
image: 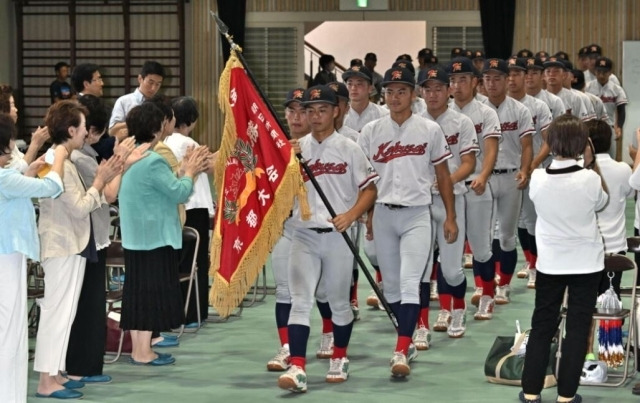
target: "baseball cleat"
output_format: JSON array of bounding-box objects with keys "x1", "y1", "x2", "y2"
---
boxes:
[
  {"x1": 278, "y1": 365, "x2": 307, "y2": 393},
  {"x1": 267, "y1": 345, "x2": 290, "y2": 371}
]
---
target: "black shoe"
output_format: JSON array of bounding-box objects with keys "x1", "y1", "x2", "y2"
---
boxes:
[
  {"x1": 557, "y1": 394, "x2": 582, "y2": 403},
  {"x1": 519, "y1": 391, "x2": 541, "y2": 403}
]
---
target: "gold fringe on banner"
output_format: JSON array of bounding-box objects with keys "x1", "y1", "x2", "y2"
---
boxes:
[{"x1": 209, "y1": 50, "x2": 310, "y2": 318}]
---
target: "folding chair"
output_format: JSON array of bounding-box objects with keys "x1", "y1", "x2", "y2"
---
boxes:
[
  {"x1": 555, "y1": 245, "x2": 638, "y2": 387},
  {"x1": 175, "y1": 226, "x2": 201, "y2": 337},
  {"x1": 26, "y1": 260, "x2": 44, "y2": 337}
]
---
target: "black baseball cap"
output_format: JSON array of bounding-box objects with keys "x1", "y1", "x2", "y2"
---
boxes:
[
  {"x1": 417, "y1": 48, "x2": 434, "y2": 59},
  {"x1": 482, "y1": 58, "x2": 509, "y2": 75},
  {"x1": 283, "y1": 87, "x2": 305, "y2": 107},
  {"x1": 517, "y1": 49, "x2": 534, "y2": 58},
  {"x1": 543, "y1": 56, "x2": 566, "y2": 70},
  {"x1": 381, "y1": 67, "x2": 416, "y2": 87},
  {"x1": 554, "y1": 51, "x2": 570, "y2": 61},
  {"x1": 448, "y1": 57, "x2": 477, "y2": 75},
  {"x1": 571, "y1": 70, "x2": 585, "y2": 90},
  {"x1": 507, "y1": 57, "x2": 528, "y2": 71},
  {"x1": 578, "y1": 46, "x2": 589, "y2": 58},
  {"x1": 392, "y1": 60, "x2": 415, "y2": 74},
  {"x1": 303, "y1": 85, "x2": 337, "y2": 106},
  {"x1": 417, "y1": 66, "x2": 449, "y2": 86},
  {"x1": 562, "y1": 59, "x2": 574, "y2": 71},
  {"x1": 587, "y1": 44, "x2": 602, "y2": 56},
  {"x1": 525, "y1": 57, "x2": 544, "y2": 70},
  {"x1": 327, "y1": 81, "x2": 349, "y2": 100},
  {"x1": 472, "y1": 50, "x2": 485, "y2": 60},
  {"x1": 451, "y1": 47, "x2": 466, "y2": 58},
  {"x1": 595, "y1": 57, "x2": 613, "y2": 71},
  {"x1": 342, "y1": 65, "x2": 373, "y2": 83}
]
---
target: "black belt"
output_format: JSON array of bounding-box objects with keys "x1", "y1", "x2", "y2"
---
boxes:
[
  {"x1": 383, "y1": 203, "x2": 408, "y2": 210},
  {"x1": 492, "y1": 168, "x2": 517, "y2": 175},
  {"x1": 465, "y1": 180, "x2": 473, "y2": 185},
  {"x1": 309, "y1": 227, "x2": 333, "y2": 233}
]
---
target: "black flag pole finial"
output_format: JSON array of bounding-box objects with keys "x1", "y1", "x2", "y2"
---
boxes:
[{"x1": 210, "y1": 11, "x2": 241, "y2": 52}]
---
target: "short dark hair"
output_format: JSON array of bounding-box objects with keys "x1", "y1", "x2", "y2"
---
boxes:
[
  {"x1": 71, "y1": 63, "x2": 100, "y2": 93},
  {"x1": 171, "y1": 96, "x2": 199, "y2": 128},
  {"x1": 44, "y1": 100, "x2": 89, "y2": 145},
  {"x1": 0, "y1": 113, "x2": 17, "y2": 152},
  {"x1": 144, "y1": 94, "x2": 173, "y2": 121},
  {"x1": 319, "y1": 54, "x2": 335, "y2": 70},
  {"x1": 126, "y1": 102, "x2": 164, "y2": 144},
  {"x1": 547, "y1": 114, "x2": 588, "y2": 159},
  {"x1": 140, "y1": 61, "x2": 166, "y2": 78},
  {"x1": 77, "y1": 94, "x2": 107, "y2": 134},
  {"x1": 54, "y1": 62, "x2": 70, "y2": 72},
  {"x1": 586, "y1": 119, "x2": 612, "y2": 154},
  {"x1": 0, "y1": 84, "x2": 13, "y2": 114}
]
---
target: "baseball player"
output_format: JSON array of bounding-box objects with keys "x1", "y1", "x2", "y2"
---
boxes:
[
  {"x1": 562, "y1": 60, "x2": 597, "y2": 122},
  {"x1": 585, "y1": 57, "x2": 628, "y2": 160},
  {"x1": 358, "y1": 67, "x2": 457, "y2": 377},
  {"x1": 277, "y1": 85, "x2": 378, "y2": 392},
  {"x1": 341, "y1": 65, "x2": 389, "y2": 314},
  {"x1": 418, "y1": 66, "x2": 478, "y2": 340},
  {"x1": 543, "y1": 57, "x2": 591, "y2": 120},
  {"x1": 448, "y1": 57, "x2": 501, "y2": 320},
  {"x1": 328, "y1": 81, "x2": 359, "y2": 143},
  {"x1": 481, "y1": 58, "x2": 534, "y2": 305},
  {"x1": 573, "y1": 70, "x2": 612, "y2": 125},
  {"x1": 506, "y1": 58, "x2": 553, "y2": 288},
  {"x1": 583, "y1": 44, "x2": 621, "y2": 86}
]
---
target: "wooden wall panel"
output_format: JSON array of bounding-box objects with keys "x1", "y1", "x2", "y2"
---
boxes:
[
  {"x1": 514, "y1": 0, "x2": 640, "y2": 81},
  {"x1": 247, "y1": 0, "x2": 478, "y2": 12}
]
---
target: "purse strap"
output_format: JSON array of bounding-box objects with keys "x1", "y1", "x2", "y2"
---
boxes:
[{"x1": 494, "y1": 329, "x2": 530, "y2": 380}]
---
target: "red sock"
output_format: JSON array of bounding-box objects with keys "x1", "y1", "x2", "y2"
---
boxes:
[
  {"x1": 430, "y1": 263, "x2": 438, "y2": 281},
  {"x1": 332, "y1": 346, "x2": 347, "y2": 359},
  {"x1": 452, "y1": 296, "x2": 466, "y2": 310},
  {"x1": 499, "y1": 273, "x2": 513, "y2": 287},
  {"x1": 322, "y1": 318, "x2": 333, "y2": 334},
  {"x1": 290, "y1": 356, "x2": 306, "y2": 370},
  {"x1": 495, "y1": 261, "x2": 502, "y2": 278},
  {"x1": 278, "y1": 327, "x2": 288, "y2": 346},
  {"x1": 438, "y1": 293, "x2": 452, "y2": 311},
  {"x1": 464, "y1": 240, "x2": 472, "y2": 254},
  {"x1": 375, "y1": 270, "x2": 382, "y2": 283},
  {"x1": 418, "y1": 307, "x2": 430, "y2": 329},
  {"x1": 482, "y1": 279, "x2": 495, "y2": 298},
  {"x1": 350, "y1": 281, "x2": 358, "y2": 303},
  {"x1": 395, "y1": 335, "x2": 413, "y2": 355},
  {"x1": 474, "y1": 274, "x2": 482, "y2": 288},
  {"x1": 530, "y1": 254, "x2": 537, "y2": 269},
  {"x1": 522, "y1": 249, "x2": 532, "y2": 265}
]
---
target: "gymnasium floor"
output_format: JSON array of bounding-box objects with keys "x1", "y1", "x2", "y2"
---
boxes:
[{"x1": 26, "y1": 203, "x2": 639, "y2": 402}]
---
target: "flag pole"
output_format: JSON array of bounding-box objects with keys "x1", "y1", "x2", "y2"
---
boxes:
[{"x1": 210, "y1": 11, "x2": 397, "y2": 329}]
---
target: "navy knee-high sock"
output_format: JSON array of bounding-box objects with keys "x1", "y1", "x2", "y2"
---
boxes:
[
  {"x1": 398, "y1": 303, "x2": 420, "y2": 338},
  {"x1": 492, "y1": 239, "x2": 502, "y2": 262},
  {"x1": 419, "y1": 282, "x2": 430, "y2": 309},
  {"x1": 529, "y1": 234, "x2": 537, "y2": 256},
  {"x1": 288, "y1": 324, "x2": 310, "y2": 361},
  {"x1": 275, "y1": 302, "x2": 291, "y2": 329},
  {"x1": 388, "y1": 301, "x2": 401, "y2": 320},
  {"x1": 450, "y1": 277, "x2": 467, "y2": 299},
  {"x1": 500, "y1": 248, "x2": 518, "y2": 276},
  {"x1": 332, "y1": 322, "x2": 353, "y2": 349},
  {"x1": 517, "y1": 227, "x2": 530, "y2": 251},
  {"x1": 437, "y1": 265, "x2": 452, "y2": 295},
  {"x1": 316, "y1": 301, "x2": 332, "y2": 319}
]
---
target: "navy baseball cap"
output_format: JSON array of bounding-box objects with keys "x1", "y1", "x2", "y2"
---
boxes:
[
  {"x1": 595, "y1": 57, "x2": 613, "y2": 71},
  {"x1": 517, "y1": 49, "x2": 534, "y2": 58},
  {"x1": 451, "y1": 47, "x2": 466, "y2": 58},
  {"x1": 543, "y1": 56, "x2": 566, "y2": 70},
  {"x1": 507, "y1": 57, "x2": 528, "y2": 71},
  {"x1": 448, "y1": 57, "x2": 477, "y2": 75},
  {"x1": 472, "y1": 50, "x2": 485, "y2": 60},
  {"x1": 571, "y1": 70, "x2": 585, "y2": 90},
  {"x1": 381, "y1": 67, "x2": 416, "y2": 87},
  {"x1": 392, "y1": 60, "x2": 415, "y2": 74},
  {"x1": 482, "y1": 58, "x2": 509, "y2": 75},
  {"x1": 303, "y1": 85, "x2": 337, "y2": 106},
  {"x1": 554, "y1": 51, "x2": 570, "y2": 61},
  {"x1": 327, "y1": 81, "x2": 349, "y2": 100},
  {"x1": 283, "y1": 87, "x2": 305, "y2": 107},
  {"x1": 342, "y1": 65, "x2": 373, "y2": 83},
  {"x1": 417, "y1": 67, "x2": 449, "y2": 86},
  {"x1": 525, "y1": 57, "x2": 544, "y2": 70},
  {"x1": 417, "y1": 48, "x2": 434, "y2": 59},
  {"x1": 562, "y1": 59, "x2": 574, "y2": 71},
  {"x1": 587, "y1": 44, "x2": 602, "y2": 56},
  {"x1": 578, "y1": 46, "x2": 589, "y2": 58}
]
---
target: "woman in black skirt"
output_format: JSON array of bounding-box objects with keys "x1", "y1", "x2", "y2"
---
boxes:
[{"x1": 118, "y1": 102, "x2": 211, "y2": 365}]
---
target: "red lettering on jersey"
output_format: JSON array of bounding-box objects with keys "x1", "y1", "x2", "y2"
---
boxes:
[
  {"x1": 474, "y1": 123, "x2": 483, "y2": 134},
  {"x1": 600, "y1": 96, "x2": 616, "y2": 104},
  {"x1": 446, "y1": 133, "x2": 460, "y2": 145},
  {"x1": 500, "y1": 121, "x2": 518, "y2": 132},
  {"x1": 301, "y1": 159, "x2": 348, "y2": 182},
  {"x1": 372, "y1": 141, "x2": 428, "y2": 163}
]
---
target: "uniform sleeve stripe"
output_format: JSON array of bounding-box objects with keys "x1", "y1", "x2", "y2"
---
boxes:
[
  {"x1": 459, "y1": 145, "x2": 480, "y2": 155},
  {"x1": 359, "y1": 173, "x2": 379, "y2": 189},
  {"x1": 519, "y1": 129, "x2": 535, "y2": 138},
  {"x1": 482, "y1": 132, "x2": 501, "y2": 139},
  {"x1": 432, "y1": 152, "x2": 452, "y2": 164},
  {"x1": 616, "y1": 100, "x2": 628, "y2": 106}
]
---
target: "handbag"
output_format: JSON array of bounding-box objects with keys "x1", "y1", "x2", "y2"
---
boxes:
[
  {"x1": 105, "y1": 311, "x2": 132, "y2": 354},
  {"x1": 484, "y1": 329, "x2": 557, "y2": 388}
]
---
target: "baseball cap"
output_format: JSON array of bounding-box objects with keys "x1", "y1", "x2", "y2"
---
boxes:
[
  {"x1": 417, "y1": 66, "x2": 449, "y2": 86},
  {"x1": 472, "y1": 50, "x2": 485, "y2": 60},
  {"x1": 283, "y1": 87, "x2": 306, "y2": 107},
  {"x1": 425, "y1": 55, "x2": 439, "y2": 65},
  {"x1": 507, "y1": 57, "x2": 528, "y2": 71},
  {"x1": 587, "y1": 44, "x2": 602, "y2": 56},
  {"x1": 417, "y1": 48, "x2": 434, "y2": 59},
  {"x1": 464, "y1": 49, "x2": 474, "y2": 59},
  {"x1": 525, "y1": 57, "x2": 544, "y2": 70},
  {"x1": 562, "y1": 59, "x2": 574, "y2": 71},
  {"x1": 448, "y1": 57, "x2": 477, "y2": 75},
  {"x1": 578, "y1": 46, "x2": 589, "y2": 58},
  {"x1": 392, "y1": 60, "x2": 415, "y2": 74},
  {"x1": 482, "y1": 58, "x2": 509, "y2": 75},
  {"x1": 342, "y1": 65, "x2": 373, "y2": 83},
  {"x1": 595, "y1": 57, "x2": 613, "y2": 71},
  {"x1": 516, "y1": 49, "x2": 534, "y2": 58},
  {"x1": 303, "y1": 85, "x2": 338, "y2": 106},
  {"x1": 543, "y1": 56, "x2": 566, "y2": 70},
  {"x1": 396, "y1": 54, "x2": 413, "y2": 62},
  {"x1": 381, "y1": 67, "x2": 416, "y2": 87},
  {"x1": 571, "y1": 70, "x2": 585, "y2": 90},
  {"x1": 554, "y1": 51, "x2": 570, "y2": 61},
  {"x1": 327, "y1": 81, "x2": 349, "y2": 100},
  {"x1": 451, "y1": 47, "x2": 466, "y2": 58},
  {"x1": 365, "y1": 52, "x2": 377, "y2": 62}
]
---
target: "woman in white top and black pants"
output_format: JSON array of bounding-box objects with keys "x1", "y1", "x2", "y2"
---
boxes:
[{"x1": 520, "y1": 115, "x2": 608, "y2": 403}]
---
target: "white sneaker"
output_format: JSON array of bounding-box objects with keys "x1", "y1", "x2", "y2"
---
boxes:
[
  {"x1": 326, "y1": 357, "x2": 349, "y2": 383},
  {"x1": 463, "y1": 253, "x2": 473, "y2": 269},
  {"x1": 351, "y1": 300, "x2": 360, "y2": 321},
  {"x1": 267, "y1": 345, "x2": 290, "y2": 371},
  {"x1": 517, "y1": 262, "x2": 530, "y2": 278},
  {"x1": 527, "y1": 269, "x2": 537, "y2": 289},
  {"x1": 448, "y1": 309, "x2": 466, "y2": 338},
  {"x1": 495, "y1": 285, "x2": 511, "y2": 305},
  {"x1": 390, "y1": 352, "x2": 410, "y2": 377},
  {"x1": 474, "y1": 296, "x2": 494, "y2": 320},
  {"x1": 316, "y1": 332, "x2": 334, "y2": 359},
  {"x1": 470, "y1": 287, "x2": 483, "y2": 307},
  {"x1": 278, "y1": 365, "x2": 307, "y2": 393},
  {"x1": 413, "y1": 325, "x2": 431, "y2": 351},
  {"x1": 429, "y1": 282, "x2": 439, "y2": 301},
  {"x1": 433, "y1": 309, "x2": 451, "y2": 332},
  {"x1": 407, "y1": 343, "x2": 418, "y2": 362}
]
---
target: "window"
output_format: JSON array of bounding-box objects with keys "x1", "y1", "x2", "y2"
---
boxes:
[{"x1": 432, "y1": 26, "x2": 483, "y2": 63}]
